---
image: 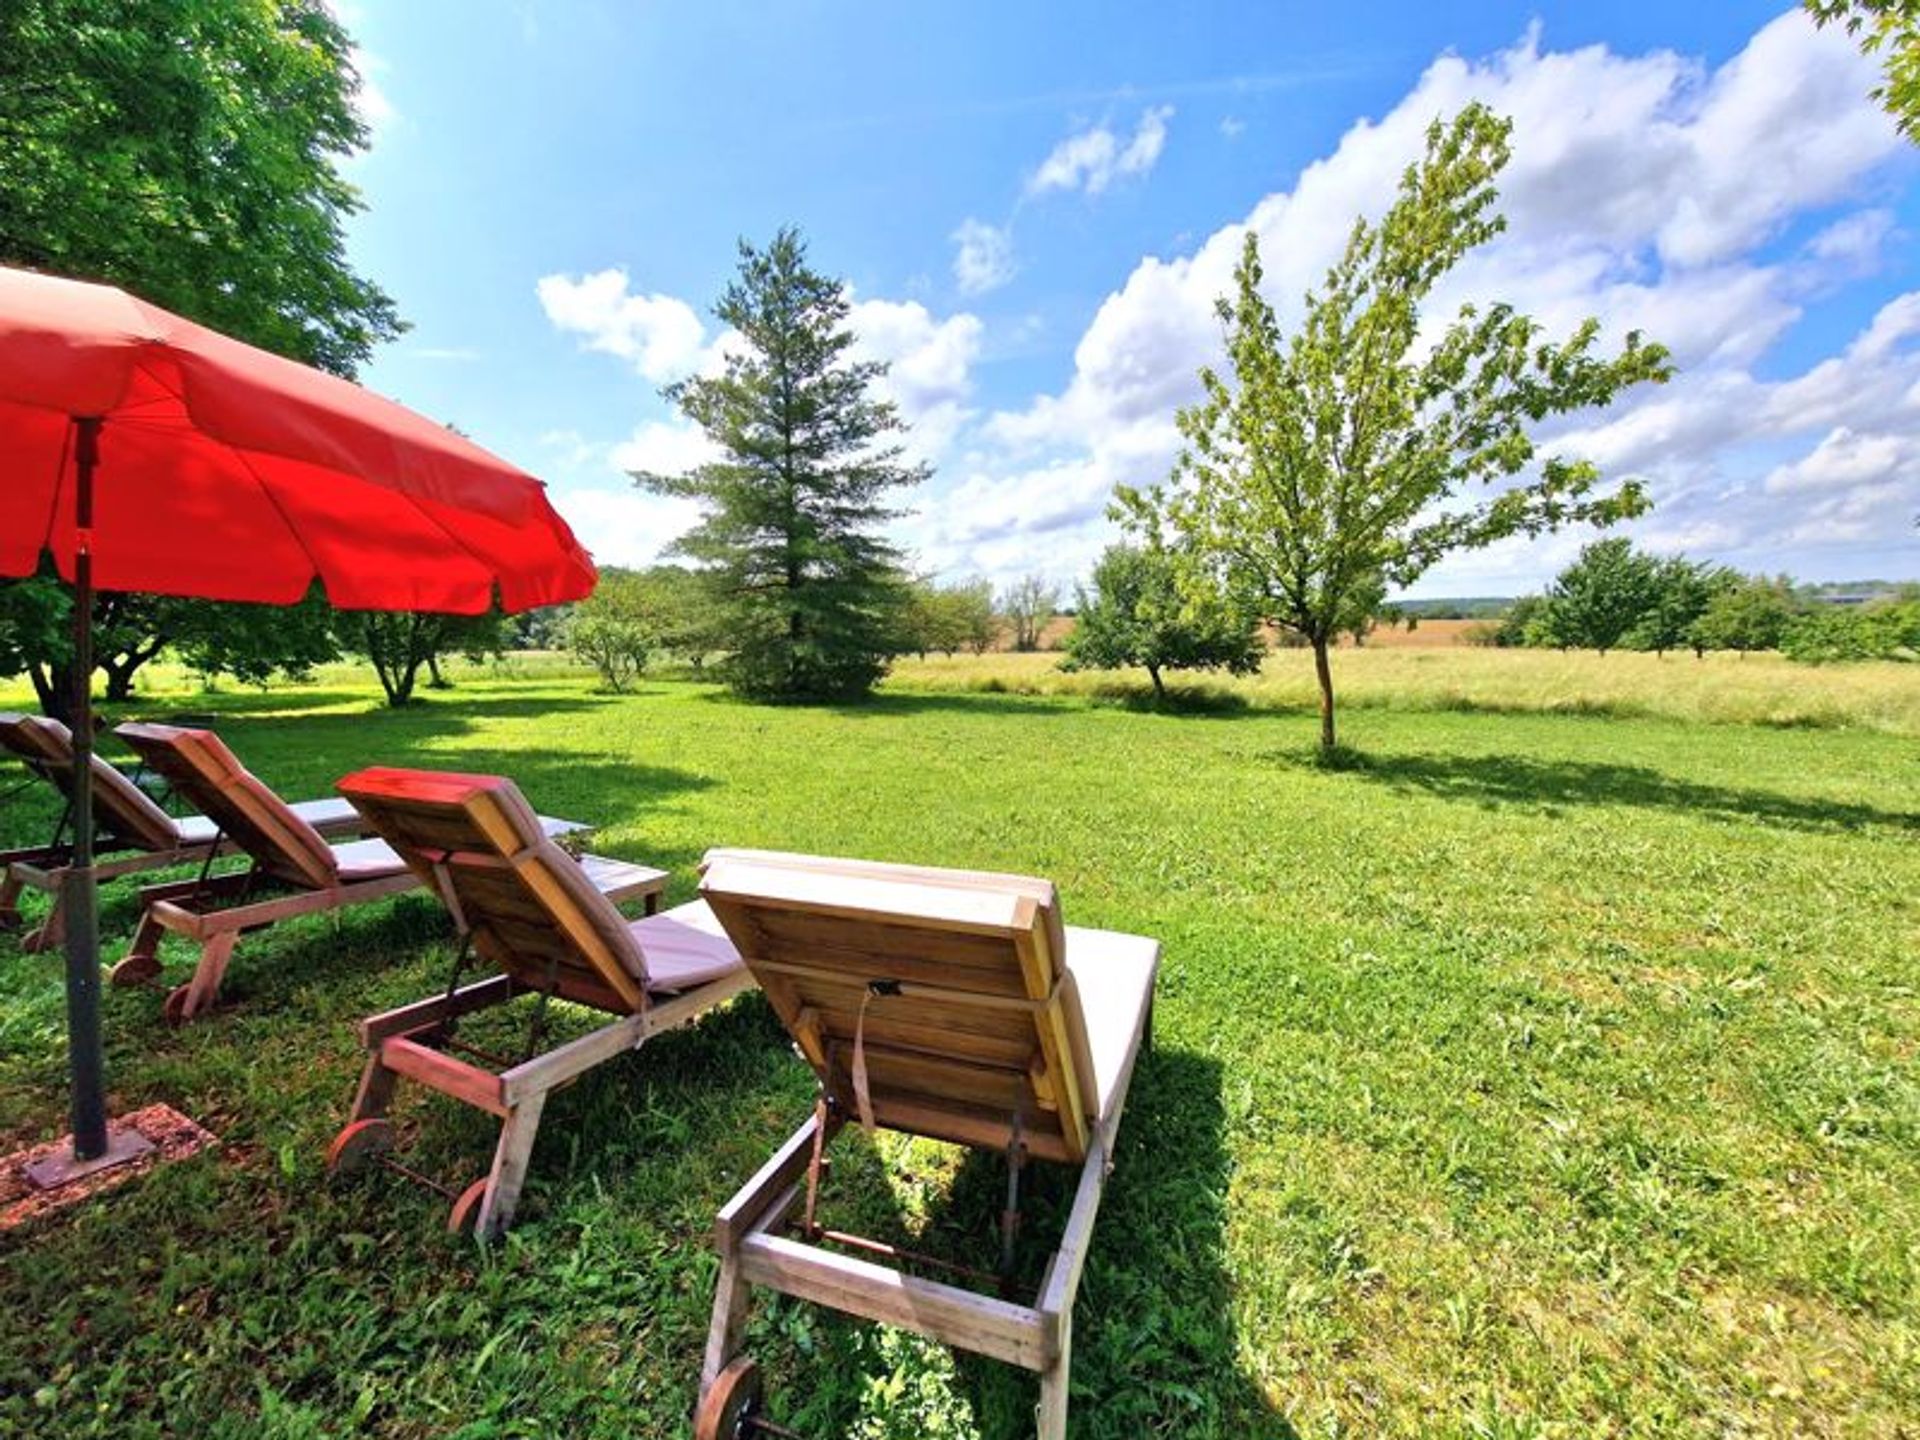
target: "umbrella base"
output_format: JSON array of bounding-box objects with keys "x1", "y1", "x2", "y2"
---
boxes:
[{"x1": 23, "y1": 1125, "x2": 154, "y2": 1190}]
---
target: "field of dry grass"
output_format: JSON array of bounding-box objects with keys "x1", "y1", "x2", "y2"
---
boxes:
[{"x1": 886, "y1": 646, "x2": 1920, "y2": 735}]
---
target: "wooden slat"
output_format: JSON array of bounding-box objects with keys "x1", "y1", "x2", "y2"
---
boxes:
[
  {"x1": 714, "y1": 1111, "x2": 844, "y2": 1252},
  {"x1": 379, "y1": 1036, "x2": 507, "y2": 1116},
  {"x1": 737, "y1": 1232, "x2": 1054, "y2": 1372}
]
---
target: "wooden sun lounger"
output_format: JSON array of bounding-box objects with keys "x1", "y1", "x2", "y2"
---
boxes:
[
  {"x1": 325, "y1": 767, "x2": 751, "y2": 1238},
  {"x1": 0, "y1": 712, "x2": 365, "y2": 952},
  {"x1": 692, "y1": 849, "x2": 1159, "y2": 1440},
  {"x1": 107, "y1": 726, "x2": 597, "y2": 1025}
]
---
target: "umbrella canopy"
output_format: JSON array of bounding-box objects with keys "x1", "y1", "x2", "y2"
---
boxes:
[
  {"x1": 0, "y1": 265, "x2": 594, "y2": 612},
  {"x1": 0, "y1": 264, "x2": 596, "y2": 1174}
]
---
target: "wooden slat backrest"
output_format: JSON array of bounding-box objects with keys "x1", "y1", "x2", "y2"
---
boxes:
[
  {"x1": 699, "y1": 850, "x2": 1099, "y2": 1164},
  {"x1": 337, "y1": 766, "x2": 648, "y2": 1014},
  {"x1": 1, "y1": 712, "x2": 183, "y2": 852},
  {"x1": 116, "y1": 723, "x2": 337, "y2": 887}
]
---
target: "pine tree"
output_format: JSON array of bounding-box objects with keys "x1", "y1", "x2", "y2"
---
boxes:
[{"x1": 635, "y1": 229, "x2": 926, "y2": 700}]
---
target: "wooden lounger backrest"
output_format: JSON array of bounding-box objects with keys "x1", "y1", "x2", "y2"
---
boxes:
[
  {"x1": 114, "y1": 723, "x2": 338, "y2": 888},
  {"x1": 0, "y1": 712, "x2": 183, "y2": 853},
  {"x1": 336, "y1": 767, "x2": 649, "y2": 1015},
  {"x1": 699, "y1": 849, "x2": 1101, "y2": 1165}
]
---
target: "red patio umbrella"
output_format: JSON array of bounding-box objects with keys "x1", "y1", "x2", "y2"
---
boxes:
[{"x1": 0, "y1": 264, "x2": 596, "y2": 1179}]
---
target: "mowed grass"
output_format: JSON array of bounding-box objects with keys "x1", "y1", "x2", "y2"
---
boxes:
[{"x1": 0, "y1": 654, "x2": 1916, "y2": 1438}]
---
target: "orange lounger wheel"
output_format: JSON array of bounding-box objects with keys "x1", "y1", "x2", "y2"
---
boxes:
[
  {"x1": 325, "y1": 1118, "x2": 393, "y2": 1176},
  {"x1": 694, "y1": 1357, "x2": 763, "y2": 1440}
]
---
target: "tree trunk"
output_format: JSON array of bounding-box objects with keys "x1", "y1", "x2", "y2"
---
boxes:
[
  {"x1": 1147, "y1": 663, "x2": 1165, "y2": 700},
  {"x1": 30, "y1": 660, "x2": 69, "y2": 726},
  {"x1": 102, "y1": 657, "x2": 138, "y2": 701},
  {"x1": 1311, "y1": 635, "x2": 1336, "y2": 753},
  {"x1": 427, "y1": 652, "x2": 450, "y2": 689}
]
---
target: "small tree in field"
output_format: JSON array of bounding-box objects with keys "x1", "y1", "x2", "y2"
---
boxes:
[
  {"x1": 1690, "y1": 575, "x2": 1800, "y2": 655},
  {"x1": 1119, "y1": 105, "x2": 1672, "y2": 753},
  {"x1": 1002, "y1": 574, "x2": 1058, "y2": 651},
  {"x1": 1064, "y1": 544, "x2": 1264, "y2": 698},
  {"x1": 635, "y1": 228, "x2": 925, "y2": 701},
  {"x1": 1539, "y1": 539, "x2": 1659, "y2": 654}
]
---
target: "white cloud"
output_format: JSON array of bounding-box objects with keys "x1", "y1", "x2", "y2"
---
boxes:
[
  {"x1": 549, "y1": 487, "x2": 705, "y2": 569},
  {"x1": 535, "y1": 269, "x2": 713, "y2": 382},
  {"x1": 1028, "y1": 105, "x2": 1175, "y2": 196},
  {"x1": 346, "y1": 46, "x2": 398, "y2": 152},
  {"x1": 952, "y1": 219, "x2": 1016, "y2": 295},
  {"x1": 610, "y1": 419, "x2": 723, "y2": 480},
  {"x1": 848, "y1": 298, "x2": 984, "y2": 460},
  {"x1": 1220, "y1": 116, "x2": 1246, "y2": 140},
  {"x1": 930, "y1": 9, "x2": 1914, "y2": 592}
]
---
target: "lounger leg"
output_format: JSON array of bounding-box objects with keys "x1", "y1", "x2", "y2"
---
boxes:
[
  {"x1": 174, "y1": 931, "x2": 238, "y2": 1021},
  {"x1": 21, "y1": 888, "x2": 65, "y2": 955},
  {"x1": 475, "y1": 1091, "x2": 548, "y2": 1240},
  {"x1": 112, "y1": 909, "x2": 168, "y2": 984},
  {"x1": 348, "y1": 1052, "x2": 400, "y2": 1126},
  {"x1": 701, "y1": 1253, "x2": 753, "y2": 1393},
  {"x1": 0, "y1": 867, "x2": 23, "y2": 931},
  {"x1": 1036, "y1": 1313, "x2": 1072, "y2": 1440}
]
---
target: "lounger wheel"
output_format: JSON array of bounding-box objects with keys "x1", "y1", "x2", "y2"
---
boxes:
[
  {"x1": 325, "y1": 1118, "x2": 394, "y2": 1176},
  {"x1": 110, "y1": 952, "x2": 163, "y2": 987},
  {"x1": 694, "y1": 1357, "x2": 764, "y2": 1440},
  {"x1": 447, "y1": 1177, "x2": 491, "y2": 1235}
]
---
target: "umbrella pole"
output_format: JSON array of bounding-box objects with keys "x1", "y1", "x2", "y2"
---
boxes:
[
  {"x1": 64, "y1": 416, "x2": 107, "y2": 1159},
  {"x1": 25, "y1": 415, "x2": 151, "y2": 1186}
]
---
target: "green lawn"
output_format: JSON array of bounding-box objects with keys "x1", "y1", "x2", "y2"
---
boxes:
[{"x1": 1, "y1": 661, "x2": 1916, "y2": 1438}]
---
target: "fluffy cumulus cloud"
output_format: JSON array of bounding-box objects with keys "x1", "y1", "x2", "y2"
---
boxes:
[
  {"x1": 932, "y1": 9, "x2": 1918, "y2": 592},
  {"x1": 1028, "y1": 105, "x2": 1174, "y2": 197},
  {"x1": 536, "y1": 269, "x2": 713, "y2": 382}
]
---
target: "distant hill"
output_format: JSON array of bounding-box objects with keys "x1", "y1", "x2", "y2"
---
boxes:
[{"x1": 1396, "y1": 596, "x2": 1513, "y2": 619}]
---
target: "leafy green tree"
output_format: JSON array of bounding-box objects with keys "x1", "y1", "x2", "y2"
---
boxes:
[
  {"x1": 1491, "y1": 595, "x2": 1545, "y2": 648},
  {"x1": 1063, "y1": 545, "x2": 1264, "y2": 698},
  {"x1": 347, "y1": 611, "x2": 508, "y2": 708},
  {"x1": 1809, "y1": 1, "x2": 1920, "y2": 143},
  {"x1": 1626, "y1": 557, "x2": 1733, "y2": 657},
  {"x1": 1119, "y1": 105, "x2": 1671, "y2": 752},
  {"x1": 0, "y1": 0, "x2": 403, "y2": 717},
  {"x1": 175, "y1": 588, "x2": 339, "y2": 688},
  {"x1": 1689, "y1": 575, "x2": 1800, "y2": 655},
  {"x1": 1002, "y1": 575, "x2": 1059, "y2": 652},
  {"x1": 0, "y1": 0, "x2": 400, "y2": 374},
  {"x1": 635, "y1": 229, "x2": 925, "y2": 701},
  {"x1": 568, "y1": 614, "x2": 651, "y2": 693},
  {"x1": 1781, "y1": 599, "x2": 1920, "y2": 662},
  {"x1": 1539, "y1": 540, "x2": 1660, "y2": 654},
  {"x1": 900, "y1": 577, "x2": 996, "y2": 657}
]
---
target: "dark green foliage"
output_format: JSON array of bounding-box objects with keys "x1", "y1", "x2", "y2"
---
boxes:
[
  {"x1": 0, "y1": 0, "x2": 401, "y2": 376},
  {"x1": 1063, "y1": 545, "x2": 1264, "y2": 697},
  {"x1": 1782, "y1": 600, "x2": 1920, "y2": 662},
  {"x1": 1491, "y1": 594, "x2": 1546, "y2": 647},
  {"x1": 1534, "y1": 540, "x2": 1659, "y2": 654},
  {"x1": 1122, "y1": 105, "x2": 1671, "y2": 751},
  {"x1": 635, "y1": 229, "x2": 926, "y2": 702},
  {"x1": 0, "y1": 0, "x2": 404, "y2": 716},
  {"x1": 174, "y1": 587, "x2": 340, "y2": 689},
  {"x1": 1625, "y1": 556, "x2": 1734, "y2": 657}
]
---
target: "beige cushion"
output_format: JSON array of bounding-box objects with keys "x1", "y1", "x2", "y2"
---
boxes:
[{"x1": 629, "y1": 900, "x2": 744, "y2": 993}]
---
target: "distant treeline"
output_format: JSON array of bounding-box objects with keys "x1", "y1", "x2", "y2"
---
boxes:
[{"x1": 1460, "y1": 542, "x2": 1920, "y2": 662}]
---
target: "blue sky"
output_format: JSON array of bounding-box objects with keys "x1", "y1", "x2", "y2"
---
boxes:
[{"x1": 340, "y1": 1, "x2": 1920, "y2": 595}]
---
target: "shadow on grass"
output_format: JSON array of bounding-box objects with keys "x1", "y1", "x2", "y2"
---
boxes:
[
  {"x1": 1335, "y1": 749, "x2": 1920, "y2": 834},
  {"x1": 764, "y1": 1047, "x2": 1289, "y2": 1437}
]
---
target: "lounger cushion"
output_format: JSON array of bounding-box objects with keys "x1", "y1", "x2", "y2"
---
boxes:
[
  {"x1": 1061, "y1": 926, "x2": 1159, "y2": 1124},
  {"x1": 326, "y1": 836, "x2": 411, "y2": 883},
  {"x1": 631, "y1": 900, "x2": 745, "y2": 993}
]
